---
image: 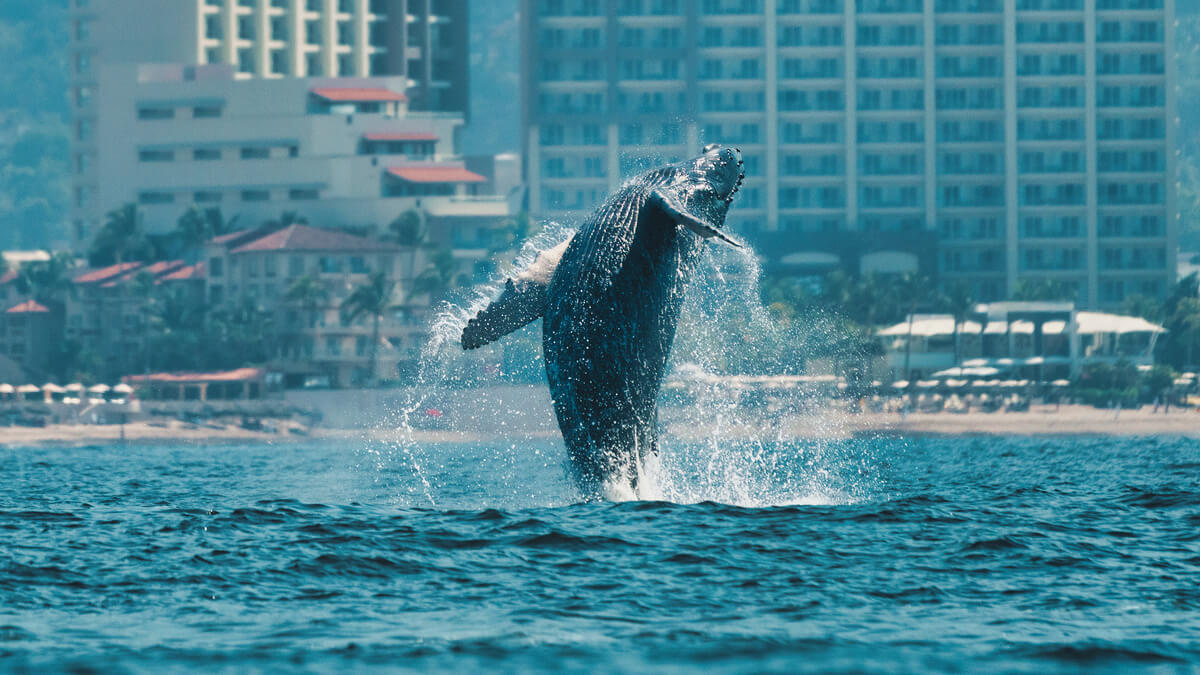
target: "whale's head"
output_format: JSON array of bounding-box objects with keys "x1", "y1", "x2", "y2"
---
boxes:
[
  {"x1": 669, "y1": 144, "x2": 744, "y2": 226},
  {"x1": 693, "y1": 143, "x2": 744, "y2": 204}
]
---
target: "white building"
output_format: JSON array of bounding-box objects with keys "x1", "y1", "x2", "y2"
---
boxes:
[
  {"x1": 521, "y1": 0, "x2": 1176, "y2": 308},
  {"x1": 92, "y1": 64, "x2": 508, "y2": 239},
  {"x1": 878, "y1": 301, "x2": 1165, "y2": 379},
  {"x1": 69, "y1": 0, "x2": 470, "y2": 248}
]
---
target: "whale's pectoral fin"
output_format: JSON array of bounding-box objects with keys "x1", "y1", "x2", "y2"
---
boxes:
[
  {"x1": 461, "y1": 277, "x2": 548, "y2": 350},
  {"x1": 648, "y1": 188, "x2": 742, "y2": 249}
]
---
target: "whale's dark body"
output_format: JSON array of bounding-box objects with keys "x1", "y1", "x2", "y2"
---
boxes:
[{"x1": 462, "y1": 146, "x2": 743, "y2": 497}]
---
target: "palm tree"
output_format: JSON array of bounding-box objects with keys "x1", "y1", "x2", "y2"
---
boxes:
[
  {"x1": 940, "y1": 281, "x2": 975, "y2": 367},
  {"x1": 384, "y1": 210, "x2": 427, "y2": 283},
  {"x1": 129, "y1": 270, "x2": 160, "y2": 375},
  {"x1": 176, "y1": 206, "x2": 240, "y2": 259},
  {"x1": 1174, "y1": 297, "x2": 1200, "y2": 370},
  {"x1": 341, "y1": 272, "x2": 396, "y2": 387},
  {"x1": 894, "y1": 273, "x2": 934, "y2": 382},
  {"x1": 15, "y1": 252, "x2": 76, "y2": 309},
  {"x1": 1012, "y1": 278, "x2": 1074, "y2": 302},
  {"x1": 409, "y1": 247, "x2": 458, "y2": 301},
  {"x1": 90, "y1": 203, "x2": 151, "y2": 266},
  {"x1": 285, "y1": 275, "x2": 329, "y2": 360},
  {"x1": 266, "y1": 210, "x2": 307, "y2": 231}
]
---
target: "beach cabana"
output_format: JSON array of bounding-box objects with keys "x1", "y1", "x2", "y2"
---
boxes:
[
  {"x1": 63, "y1": 383, "x2": 84, "y2": 404},
  {"x1": 42, "y1": 383, "x2": 66, "y2": 403},
  {"x1": 87, "y1": 384, "x2": 110, "y2": 403},
  {"x1": 16, "y1": 384, "x2": 41, "y2": 402},
  {"x1": 0, "y1": 383, "x2": 12, "y2": 402}
]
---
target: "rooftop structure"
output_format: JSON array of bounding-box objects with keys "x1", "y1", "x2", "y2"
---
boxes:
[
  {"x1": 521, "y1": 0, "x2": 1176, "y2": 308},
  {"x1": 69, "y1": 0, "x2": 470, "y2": 248},
  {"x1": 878, "y1": 301, "x2": 1166, "y2": 380},
  {"x1": 82, "y1": 65, "x2": 512, "y2": 245}
]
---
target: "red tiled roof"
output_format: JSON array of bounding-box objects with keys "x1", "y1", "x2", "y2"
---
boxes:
[
  {"x1": 159, "y1": 262, "x2": 205, "y2": 282},
  {"x1": 364, "y1": 132, "x2": 438, "y2": 142},
  {"x1": 101, "y1": 260, "x2": 185, "y2": 287},
  {"x1": 386, "y1": 166, "x2": 487, "y2": 184},
  {"x1": 210, "y1": 228, "x2": 254, "y2": 245},
  {"x1": 231, "y1": 224, "x2": 399, "y2": 254},
  {"x1": 0, "y1": 271, "x2": 16, "y2": 285},
  {"x1": 124, "y1": 367, "x2": 264, "y2": 384},
  {"x1": 6, "y1": 300, "x2": 49, "y2": 314},
  {"x1": 311, "y1": 87, "x2": 406, "y2": 102},
  {"x1": 73, "y1": 262, "x2": 143, "y2": 284}
]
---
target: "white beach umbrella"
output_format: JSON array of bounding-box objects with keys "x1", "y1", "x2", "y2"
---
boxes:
[
  {"x1": 113, "y1": 383, "x2": 135, "y2": 394},
  {"x1": 42, "y1": 383, "x2": 66, "y2": 394},
  {"x1": 0, "y1": 384, "x2": 13, "y2": 394},
  {"x1": 1052, "y1": 379, "x2": 1071, "y2": 387},
  {"x1": 891, "y1": 380, "x2": 910, "y2": 389},
  {"x1": 64, "y1": 383, "x2": 85, "y2": 392},
  {"x1": 87, "y1": 384, "x2": 111, "y2": 394}
]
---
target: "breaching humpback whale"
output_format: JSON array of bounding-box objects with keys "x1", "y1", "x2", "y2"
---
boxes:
[{"x1": 461, "y1": 145, "x2": 744, "y2": 497}]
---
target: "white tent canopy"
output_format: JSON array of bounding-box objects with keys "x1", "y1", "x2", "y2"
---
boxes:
[
  {"x1": 87, "y1": 384, "x2": 111, "y2": 394},
  {"x1": 0, "y1": 384, "x2": 13, "y2": 394},
  {"x1": 879, "y1": 311, "x2": 1165, "y2": 338},
  {"x1": 64, "y1": 383, "x2": 85, "y2": 392},
  {"x1": 16, "y1": 384, "x2": 40, "y2": 394},
  {"x1": 878, "y1": 316, "x2": 983, "y2": 337},
  {"x1": 42, "y1": 383, "x2": 66, "y2": 394},
  {"x1": 931, "y1": 366, "x2": 1001, "y2": 378},
  {"x1": 113, "y1": 383, "x2": 135, "y2": 394}
]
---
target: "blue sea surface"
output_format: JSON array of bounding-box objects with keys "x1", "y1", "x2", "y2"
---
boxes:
[{"x1": 0, "y1": 435, "x2": 1198, "y2": 673}]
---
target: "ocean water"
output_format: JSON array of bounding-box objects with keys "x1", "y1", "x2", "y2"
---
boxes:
[{"x1": 0, "y1": 435, "x2": 1197, "y2": 673}]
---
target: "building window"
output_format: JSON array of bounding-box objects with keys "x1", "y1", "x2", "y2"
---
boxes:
[
  {"x1": 289, "y1": 188, "x2": 319, "y2": 200},
  {"x1": 193, "y1": 105, "x2": 222, "y2": 118},
  {"x1": 194, "y1": 148, "x2": 222, "y2": 160},
  {"x1": 238, "y1": 48, "x2": 255, "y2": 74},
  {"x1": 138, "y1": 191, "x2": 174, "y2": 205},
  {"x1": 338, "y1": 54, "x2": 354, "y2": 76},
  {"x1": 306, "y1": 53, "x2": 322, "y2": 76},
  {"x1": 241, "y1": 147, "x2": 270, "y2": 159},
  {"x1": 195, "y1": 191, "x2": 223, "y2": 203},
  {"x1": 241, "y1": 189, "x2": 271, "y2": 201},
  {"x1": 138, "y1": 149, "x2": 174, "y2": 162},
  {"x1": 137, "y1": 106, "x2": 175, "y2": 120},
  {"x1": 288, "y1": 255, "x2": 305, "y2": 276},
  {"x1": 326, "y1": 336, "x2": 341, "y2": 356},
  {"x1": 319, "y1": 256, "x2": 343, "y2": 273},
  {"x1": 264, "y1": 256, "x2": 277, "y2": 277},
  {"x1": 349, "y1": 256, "x2": 368, "y2": 273}
]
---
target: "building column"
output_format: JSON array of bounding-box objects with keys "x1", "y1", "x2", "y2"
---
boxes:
[
  {"x1": 527, "y1": 126, "x2": 541, "y2": 216},
  {"x1": 843, "y1": 0, "x2": 858, "y2": 230},
  {"x1": 1003, "y1": 0, "x2": 1019, "y2": 298},
  {"x1": 764, "y1": 0, "x2": 779, "y2": 232},
  {"x1": 1164, "y1": 0, "x2": 1179, "y2": 293},
  {"x1": 1084, "y1": 0, "x2": 1098, "y2": 308},
  {"x1": 922, "y1": 0, "x2": 937, "y2": 234},
  {"x1": 607, "y1": 123, "x2": 620, "y2": 193}
]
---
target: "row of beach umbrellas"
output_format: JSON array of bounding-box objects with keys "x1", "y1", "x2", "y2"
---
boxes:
[
  {"x1": 0, "y1": 383, "x2": 134, "y2": 399},
  {"x1": 889, "y1": 379, "x2": 1066, "y2": 390}
]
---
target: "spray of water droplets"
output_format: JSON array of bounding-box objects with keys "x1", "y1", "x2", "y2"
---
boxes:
[{"x1": 365, "y1": 222, "x2": 880, "y2": 509}]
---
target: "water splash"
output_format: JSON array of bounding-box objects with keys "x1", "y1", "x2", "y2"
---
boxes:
[{"x1": 371, "y1": 224, "x2": 877, "y2": 509}]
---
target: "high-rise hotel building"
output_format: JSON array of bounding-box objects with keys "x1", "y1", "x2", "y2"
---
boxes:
[
  {"x1": 68, "y1": 0, "x2": 468, "y2": 247},
  {"x1": 521, "y1": 0, "x2": 1175, "y2": 307}
]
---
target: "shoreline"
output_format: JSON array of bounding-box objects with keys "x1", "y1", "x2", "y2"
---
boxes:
[{"x1": 1, "y1": 403, "x2": 1197, "y2": 448}]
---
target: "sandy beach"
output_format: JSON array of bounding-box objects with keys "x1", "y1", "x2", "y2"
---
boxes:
[{"x1": 1, "y1": 403, "x2": 1196, "y2": 447}]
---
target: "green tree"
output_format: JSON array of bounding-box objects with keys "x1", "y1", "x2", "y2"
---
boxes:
[
  {"x1": 939, "y1": 280, "x2": 975, "y2": 367},
  {"x1": 384, "y1": 210, "x2": 427, "y2": 282},
  {"x1": 894, "y1": 273, "x2": 935, "y2": 381},
  {"x1": 1012, "y1": 278, "x2": 1075, "y2": 302},
  {"x1": 176, "y1": 206, "x2": 240, "y2": 258},
  {"x1": 409, "y1": 247, "x2": 458, "y2": 301},
  {"x1": 1121, "y1": 294, "x2": 1165, "y2": 324},
  {"x1": 14, "y1": 252, "x2": 75, "y2": 309},
  {"x1": 266, "y1": 210, "x2": 307, "y2": 230},
  {"x1": 90, "y1": 203, "x2": 153, "y2": 266},
  {"x1": 341, "y1": 272, "x2": 396, "y2": 387},
  {"x1": 1173, "y1": 297, "x2": 1200, "y2": 369}
]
